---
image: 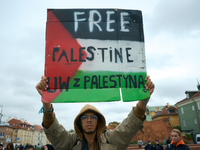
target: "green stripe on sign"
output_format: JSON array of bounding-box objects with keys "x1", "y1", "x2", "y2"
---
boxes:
[
  {"x1": 52, "y1": 88, "x2": 121, "y2": 103},
  {"x1": 51, "y1": 71, "x2": 149, "y2": 103}
]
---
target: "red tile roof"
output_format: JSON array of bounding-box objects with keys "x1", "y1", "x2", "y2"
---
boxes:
[
  {"x1": 152, "y1": 104, "x2": 177, "y2": 119},
  {"x1": 8, "y1": 118, "x2": 34, "y2": 131},
  {"x1": 34, "y1": 125, "x2": 43, "y2": 132}
]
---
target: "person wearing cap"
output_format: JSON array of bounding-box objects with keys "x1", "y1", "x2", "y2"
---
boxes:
[
  {"x1": 165, "y1": 129, "x2": 190, "y2": 150},
  {"x1": 154, "y1": 140, "x2": 163, "y2": 150},
  {"x1": 36, "y1": 75, "x2": 155, "y2": 150},
  {"x1": 144, "y1": 141, "x2": 153, "y2": 150}
]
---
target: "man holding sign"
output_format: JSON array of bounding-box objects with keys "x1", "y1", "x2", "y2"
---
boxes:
[
  {"x1": 37, "y1": 8, "x2": 154, "y2": 150},
  {"x1": 36, "y1": 75, "x2": 154, "y2": 150}
]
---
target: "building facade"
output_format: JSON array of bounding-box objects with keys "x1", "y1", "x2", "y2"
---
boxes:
[
  {"x1": 175, "y1": 84, "x2": 200, "y2": 143},
  {"x1": 0, "y1": 123, "x2": 14, "y2": 148},
  {"x1": 146, "y1": 106, "x2": 165, "y2": 121},
  {"x1": 7, "y1": 118, "x2": 49, "y2": 146},
  {"x1": 32, "y1": 125, "x2": 49, "y2": 147},
  {"x1": 152, "y1": 103, "x2": 179, "y2": 127}
]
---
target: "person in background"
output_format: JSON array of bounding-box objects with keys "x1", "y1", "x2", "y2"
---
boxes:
[
  {"x1": 154, "y1": 140, "x2": 163, "y2": 150},
  {"x1": 0, "y1": 144, "x2": 3, "y2": 150},
  {"x1": 137, "y1": 138, "x2": 143, "y2": 149},
  {"x1": 165, "y1": 129, "x2": 190, "y2": 150},
  {"x1": 16, "y1": 146, "x2": 20, "y2": 150},
  {"x1": 163, "y1": 137, "x2": 166, "y2": 145},
  {"x1": 44, "y1": 144, "x2": 55, "y2": 150},
  {"x1": 40, "y1": 145, "x2": 44, "y2": 150},
  {"x1": 144, "y1": 141, "x2": 154, "y2": 150},
  {"x1": 6, "y1": 143, "x2": 14, "y2": 150},
  {"x1": 166, "y1": 137, "x2": 171, "y2": 148},
  {"x1": 26, "y1": 145, "x2": 35, "y2": 150}
]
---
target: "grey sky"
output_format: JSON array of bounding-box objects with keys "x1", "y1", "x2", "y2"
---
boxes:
[{"x1": 0, "y1": 0, "x2": 200, "y2": 130}]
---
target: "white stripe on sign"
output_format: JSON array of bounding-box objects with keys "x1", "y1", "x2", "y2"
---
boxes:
[{"x1": 76, "y1": 39, "x2": 146, "y2": 72}]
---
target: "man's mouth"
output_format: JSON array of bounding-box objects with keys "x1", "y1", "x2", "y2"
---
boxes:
[{"x1": 87, "y1": 125, "x2": 93, "y2": 128}]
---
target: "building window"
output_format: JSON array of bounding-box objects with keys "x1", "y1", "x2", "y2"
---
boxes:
[
  {"x1": 192, "y1": 105, "x2": 195, "y2": 110},
  {"x1": 194, "y1": 119, "x2": 197, "y2": 124},
  {"x1": 183, "y1": 119, "x2": 186, "y2": 127},
  {"x1": 168, "y1": 117, "x2": 171, "y2": 121},
  {"x1": 181, "y1": 107, "x2": 184, "y2": 114}
]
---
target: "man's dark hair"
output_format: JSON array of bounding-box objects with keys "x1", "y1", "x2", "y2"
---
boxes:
[
  {"x1": 27, "y1": 145, "x2": 35, "y2": 150},
  {"x1": 0, "y1": 144, "x2": 3, "y2": 146}
]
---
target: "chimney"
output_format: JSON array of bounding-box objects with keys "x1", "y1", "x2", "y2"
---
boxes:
[
  {"x1": 167, "y1": 103, "x2": 169, "y2": 107},
  {"x1": 155, "y1": 107, "x2": 159, "y2": 111},
  {"x1": 197, "y1": 82, "x2": 200, "y2": 92}
]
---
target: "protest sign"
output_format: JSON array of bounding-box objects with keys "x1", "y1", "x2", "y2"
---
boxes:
[{"x1": 43, "y1": 9, "x2": 149, "y2": 103}]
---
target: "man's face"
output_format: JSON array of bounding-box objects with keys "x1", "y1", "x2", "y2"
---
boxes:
[
  {"x1": 81, "y1": 111, "x2": 98, "y2": 134},
  {"x1": 156, "y1": 141, "x2": 159, "y2": 144},
  {"x1": 171, "y1": 132, "x2": 181, "y2": 144},
  {"x1": 0, "y1": 145, "x2": 3, "y2": 150}
]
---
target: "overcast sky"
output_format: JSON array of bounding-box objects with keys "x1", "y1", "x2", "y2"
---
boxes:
[{"x1": 0, "y1": 0, "x2": 200, "y2": 131}]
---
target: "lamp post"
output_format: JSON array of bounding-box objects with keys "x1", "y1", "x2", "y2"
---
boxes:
[{"x1": 0, "y1": 104, "x2": 3, "y2": 124}]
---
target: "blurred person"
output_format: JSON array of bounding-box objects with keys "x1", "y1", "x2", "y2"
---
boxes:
[
  {"x1": 166, "y1": 137, "x2": 171, "y2": 148},
  {"x1": 36, "y1": 75, "x2": 154, "y2": 150},
  {"x1": 163, "y1": 137, "x2": 166, "y2": 145},
  {"x1": 41, "y1": 145, "x2": 44, "y2": 150},
  {"x1": 144, "y1": 141, "x2": 153, "y2": 150},
  {"x1": 165, "y1": 129, "x2": 190, "y2": 150},
  {"x1": 6, "y1": 142, "x2": 14, "y2": 150},
  {"x1": 44, "y1": 144, "x2": 54, "y2": 150},
  {"x1": 26, "y1": 145, "x2": 35, "y2": 150},
  {"x1": 137, "y1": 138, "x2": 143, "y2": 149},
  {"x1": 0, "y1": 144, "x2": 3, "y2": 150},
  {"x1": 154, "y1": 140, "x2": 163, "y2": 150}
]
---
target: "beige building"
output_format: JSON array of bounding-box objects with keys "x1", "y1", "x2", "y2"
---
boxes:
[
  {"x1": 32, "y1": 125, "x2": 49, "y2": 146},
  {"x1": 7, "y1": 118, "x2": 49, "y2": 146}
]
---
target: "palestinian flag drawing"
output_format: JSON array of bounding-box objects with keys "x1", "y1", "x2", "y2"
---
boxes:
[{"x1": 42, "y1": 9, "x2": 149, "y2": 103}]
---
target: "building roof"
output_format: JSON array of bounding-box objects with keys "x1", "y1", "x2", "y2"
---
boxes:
[
  {"x1": 152, "y1": 104, "x2": 177, "y2": 119},
  {"x1": 8, "y1": 118, "x2": 34, "y2": 131},
  {"x1": 33, "y1": 125, "x2": 43, "y2": 132},
  {"x1": 176, "y1": 92, "x2": 200, "y2": 105}
]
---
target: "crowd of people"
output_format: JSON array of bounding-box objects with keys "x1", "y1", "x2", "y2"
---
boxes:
[
  {"x1": 0, "y1": 143, "x2": 55, "y2": 150},
  {"x1": 137, "y1": 129, "x2": 190, "y2": 150}
]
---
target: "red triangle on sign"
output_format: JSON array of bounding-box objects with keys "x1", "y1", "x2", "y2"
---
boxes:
[{"x1": 42, "y1": 10, "x2": 87, "y2": 103}]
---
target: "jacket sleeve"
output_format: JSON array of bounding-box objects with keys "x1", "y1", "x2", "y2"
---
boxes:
[
  {"x1": 104, "y1": 108, "x2": 145, "y2": 150},
  {"x1": 43, "y1": 116, "x2": 77, "y2": 150}
]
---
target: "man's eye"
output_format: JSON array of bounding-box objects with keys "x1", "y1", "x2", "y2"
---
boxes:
[
  {"x1": 81, "y1": 116, "x2": 88, "y2": 119},
  {"x1": 91, "y1": 115, "x2": 98, "y2": 119}
]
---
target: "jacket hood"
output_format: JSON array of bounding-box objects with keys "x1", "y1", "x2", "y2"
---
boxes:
[{"x1": 74, "y1": 104, "x2": 106, "y2": 140}]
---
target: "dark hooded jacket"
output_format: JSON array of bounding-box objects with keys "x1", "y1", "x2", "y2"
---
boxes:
[
  {"x1": 165, "y1": 140, "x2": 190, "y2": 150},
  {"x1": 43, "y1": 104, "x2": 145, "y2": 150}
]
